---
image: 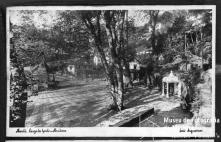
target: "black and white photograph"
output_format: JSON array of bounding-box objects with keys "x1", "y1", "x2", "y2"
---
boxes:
[{"x1": 6, "y1": 6, "x2": 216, "y2": 137}]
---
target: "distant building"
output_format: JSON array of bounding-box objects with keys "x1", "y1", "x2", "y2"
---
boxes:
[
  {"x1": 129, "y1": 61, "x2": 140, "y2": 70},
  {"x1": 24, "y1": 62, "x2": 49, "y2": 90},
  {"x1": 31, "y1": 62, "x2": 48, "y2": 83},
  {"x1": 93, "y1": 55, "x2": 101, "y2": 66},
  {"x1": 136, "y1": 44, "x2": 152, "y2": 55}
]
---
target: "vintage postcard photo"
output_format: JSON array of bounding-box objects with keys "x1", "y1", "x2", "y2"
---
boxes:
[{"x1": 6, "y1": 5, "x2": 216, "y2": 137}]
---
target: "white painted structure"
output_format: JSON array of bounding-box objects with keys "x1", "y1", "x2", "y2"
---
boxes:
[
  {"x1": 67, "y1": 65, "x2": 76, "y2": 75},
  {"x1": 129, "y1": 61, "x2": 140, "y2": 70},
  {"x1": 93, "y1": 55, "x2": 101, "y2": 66},
  {"x1": 162, "y1": 71, "x2": 180, "y2": 98}
]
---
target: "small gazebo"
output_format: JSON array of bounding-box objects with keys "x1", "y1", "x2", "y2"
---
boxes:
[{"x1": 162, "y1": 70, "x2": 180, "y2": 98}]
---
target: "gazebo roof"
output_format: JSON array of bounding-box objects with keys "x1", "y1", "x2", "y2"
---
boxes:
[{"x1": 162, "y1": 70, "x2": 179, "y2": 83}]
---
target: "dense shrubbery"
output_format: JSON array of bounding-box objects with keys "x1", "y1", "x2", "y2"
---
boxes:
[
  {"x1": 10, "y1": 44, "x2": 28, "y2": 127},
  {"x1": 179, "y1": 64, "x2": 212, "y2": 117},
  {"x1": 10, "y1": 37, "x2": 39, "y2": 126}
]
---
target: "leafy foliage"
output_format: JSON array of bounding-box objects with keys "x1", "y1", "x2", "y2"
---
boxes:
[{"x1": 10, "y1": 35, "x2": 28, "y2": 126}]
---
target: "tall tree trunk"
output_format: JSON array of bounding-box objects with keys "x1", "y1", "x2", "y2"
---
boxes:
[
  {"x1": 52, "y1": 73, "x2": 55, "y2": 82},
  {"x1": 184, "y1": 32, "x2": 188, "y2": 71},
  {"x1": 81, "y1": 12, "x2": 121, "y2": 110},
  {"x1": 149, "y1": 10, "x2": 159, "y2": 54},
  {"x1": 200, "y1": 29, "x2": 204, "y2": 67},
  {"x1": 81, "y1": 10, "x2": 126, "y2": 111},
  {"x1": 151, "y1": 26, "x2": 156, "y2": 51},
  {"x1": 115, "y1": 62, "x2": 124, "y2": 110},
  {"x1": 41, "y1": 53, "x2": 50, "y2": 82},
  {"x1": 104, "y1": 10, "x2": 126, "y2": 111}
]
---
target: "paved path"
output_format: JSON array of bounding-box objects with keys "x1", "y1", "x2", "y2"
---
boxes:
[
  {"x1": 25, "y1": 79, "x2": 166, "y2": 127},
  {"x1": 25, "y1": 80, "x2": 113, "y2": 127}
]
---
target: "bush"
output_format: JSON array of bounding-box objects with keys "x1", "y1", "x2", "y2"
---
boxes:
[
  {"x1": 10, "y1": 44, "x2": 30, "y2": 127},
  {"x1": 180, "y1": 67, "x2": 202, "y2": 113},
  {"x1": 10, "y1": 67, "x2": 28, "y2": 127}
]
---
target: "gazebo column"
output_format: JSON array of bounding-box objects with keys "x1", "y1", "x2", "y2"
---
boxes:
[
  {"x1": 162, "y1": 82, "x2": 165, "y2": 96},
  {"x1": 174, "y1": 83, "x2": 177, "y2": 96},
  {"x1": 166, "y1": 82, "x2": 169, "y2": 98},
  {"x1": 178, "y1": 82, "x2": 181, "y2": 97}
]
